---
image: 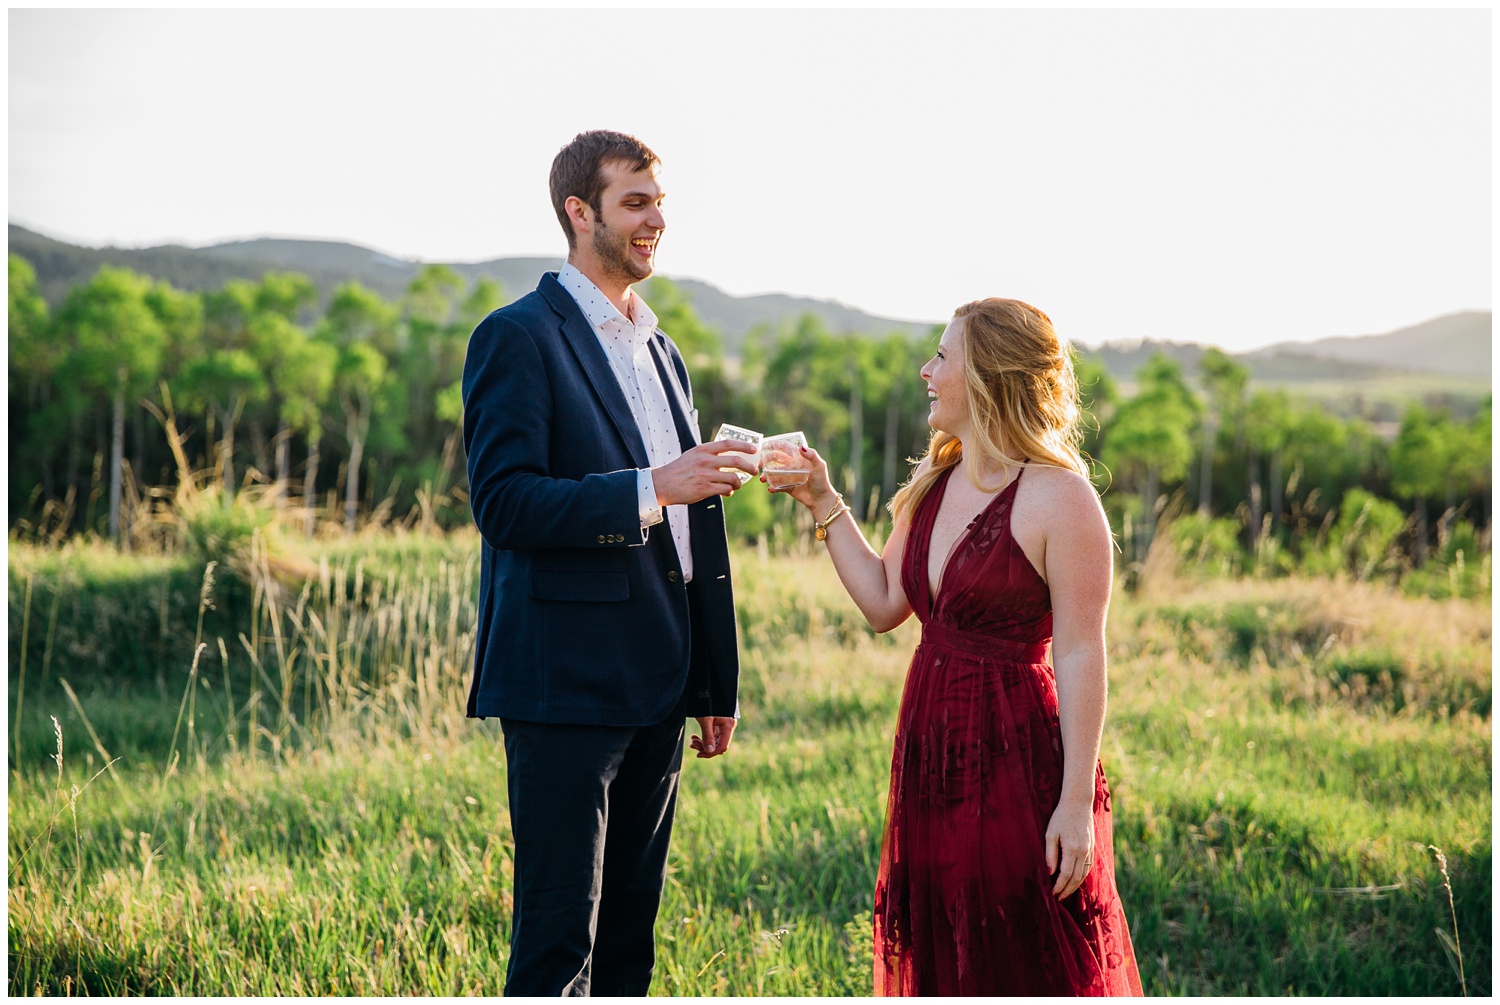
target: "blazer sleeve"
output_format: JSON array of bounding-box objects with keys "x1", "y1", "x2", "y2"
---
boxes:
[{"x1": 462, "y1": 311, "x2": 642, "y2": 552}]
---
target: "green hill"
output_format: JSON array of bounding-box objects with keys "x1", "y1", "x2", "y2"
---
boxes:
[
  {"x1": 9, "y1": 223, "x2": 1489, "y2": 409},
  {"x1": 7, "y1": 225, "x2": 932, "y2": 353}
]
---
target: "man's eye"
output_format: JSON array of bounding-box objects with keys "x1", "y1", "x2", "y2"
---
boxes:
[{"x1": 936, "y1": 351, "x2": 945, "y2": 360}]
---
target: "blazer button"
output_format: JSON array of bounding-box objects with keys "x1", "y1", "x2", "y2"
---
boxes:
[
  {"x1": 597, "y1": 535, "x2": 606, "y2": 544},
  {"x1": 667, "y1": 570, "x2": 680, "y2": 582}
]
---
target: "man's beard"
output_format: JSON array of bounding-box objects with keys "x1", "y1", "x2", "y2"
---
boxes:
[{"x1": 592, "y1": 218, "x2": 653, "y2": 286}]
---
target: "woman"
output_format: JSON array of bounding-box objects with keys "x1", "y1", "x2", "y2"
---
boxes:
[{"x1": 769, "y1": 298, "x2": 1142, "y2": 996}]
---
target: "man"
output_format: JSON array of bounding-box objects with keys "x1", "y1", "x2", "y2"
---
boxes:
[{"x1": 461, "y1": 130, "x2": 757, "y2": 996}]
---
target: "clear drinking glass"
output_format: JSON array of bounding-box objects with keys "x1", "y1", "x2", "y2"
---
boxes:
[
  {"x1": 760, "y1": 431, "x2": 810, "y2": 489},
  {"x1": 712, "y1": 423, "x2": 763, "y2": 485}
]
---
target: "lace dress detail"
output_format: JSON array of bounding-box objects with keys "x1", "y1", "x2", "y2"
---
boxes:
[{"x1": 872, "y1": 466, "x2": 1142, "y2": 996}]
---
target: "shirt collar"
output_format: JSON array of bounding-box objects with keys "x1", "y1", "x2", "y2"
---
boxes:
[{"x1": 557, "y1": 263, "x2": 658, "y2": 341}]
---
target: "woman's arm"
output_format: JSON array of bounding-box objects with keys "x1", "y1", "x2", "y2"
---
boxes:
[
  {"x1": 767, "y1": 446, "x2": 914, "y2": 633},
  {"x1": 1035, "y1": 471, "x2": 1114, "y2": 899}
]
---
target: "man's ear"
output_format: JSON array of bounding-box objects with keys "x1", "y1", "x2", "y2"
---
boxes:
[{"x1": 564, "y1": 195, "x2": 593, "y2": 239}]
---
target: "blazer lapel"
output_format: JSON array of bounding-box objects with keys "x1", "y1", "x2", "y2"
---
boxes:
[
  {"x1": 649, "y1": 337, "x2": 701, "y2": 450},
  {"x1": 539, "y1": 274, "x2": 650, "y2": 469}
]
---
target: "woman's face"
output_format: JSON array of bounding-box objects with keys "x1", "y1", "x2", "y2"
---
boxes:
[{"x1": 920, "y1": 317, "x2": 970, "y2": 438}]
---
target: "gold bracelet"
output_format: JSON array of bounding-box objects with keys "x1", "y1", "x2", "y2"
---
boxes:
[
  {"x1": 814, "y1": 498, "x2": 849, "y2": 541},
  {"x1": 816, "y1": 495, "x2": 845, "y2": 526}
]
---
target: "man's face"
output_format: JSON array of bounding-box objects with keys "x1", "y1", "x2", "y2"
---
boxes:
[{"x1": 588, "y1": 160, "x2": 666, "y2": 286}]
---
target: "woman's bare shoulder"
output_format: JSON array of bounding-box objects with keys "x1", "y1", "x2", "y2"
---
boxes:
[
  {"x1": 1019, "y1": 463, "x2": 1097, "y2": 493},
  {"x1": 1017, "y1": 464, "x2": 1107, "y2": 523}
]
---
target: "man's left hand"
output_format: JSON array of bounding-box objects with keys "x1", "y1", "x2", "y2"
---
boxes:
[{"x1": 690, "y1": 716, "x2": 737, "y2": 758}]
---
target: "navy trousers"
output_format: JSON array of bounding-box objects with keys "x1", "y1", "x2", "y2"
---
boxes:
[{"x1": 499, "y1": 710, "x2": 686, "y2": 996}]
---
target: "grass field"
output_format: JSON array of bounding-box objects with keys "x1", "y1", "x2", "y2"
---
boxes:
[{"x1": 6, "y1": 530, "x2": 1491, "y2": 995}]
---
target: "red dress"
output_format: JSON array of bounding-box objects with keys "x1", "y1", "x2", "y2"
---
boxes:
[{"x1": 873, "y1": 467, "x2": 1142, "y2": 996}]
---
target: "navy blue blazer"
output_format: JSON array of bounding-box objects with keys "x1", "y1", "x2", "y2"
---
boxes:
[{"x1": 461, "y1": 272, "x2": 740, "y2": 725}]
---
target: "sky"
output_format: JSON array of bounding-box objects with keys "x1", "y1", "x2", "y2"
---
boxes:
[{"x1": 7, "y1": 8, "x2": 1491, "y2": 352}]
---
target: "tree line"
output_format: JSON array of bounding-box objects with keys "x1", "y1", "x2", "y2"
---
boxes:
[{"x1": 8, "y1": 254, "x2": 1490, "y2": 583}]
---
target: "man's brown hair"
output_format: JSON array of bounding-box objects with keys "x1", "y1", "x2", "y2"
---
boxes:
[{"x1": 549, "y1": 131, "x2": 660, "y2": 250}]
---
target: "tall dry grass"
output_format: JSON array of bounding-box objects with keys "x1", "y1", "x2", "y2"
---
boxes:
[{"x1": 6, "y1": 512, "x2": 1491, "y2": 995}]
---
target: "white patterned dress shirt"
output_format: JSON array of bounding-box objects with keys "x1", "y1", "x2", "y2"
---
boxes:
[{"x1": 557, "y1": 263, "x2": 694, "y2": 582}]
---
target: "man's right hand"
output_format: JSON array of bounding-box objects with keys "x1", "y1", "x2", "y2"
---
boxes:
[{"x1": 653, "y1": 439, "x2": 759, "y2": 506}]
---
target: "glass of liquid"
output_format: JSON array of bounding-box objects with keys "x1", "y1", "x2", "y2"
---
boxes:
[
  {"x1": 760, "y1": 431, "x2": 810, "y2": 489},
  {"x1": 712, "y1": 423, "x2": 762, "y2": 485}
]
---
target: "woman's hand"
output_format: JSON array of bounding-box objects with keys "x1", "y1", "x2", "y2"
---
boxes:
[
  {"x1": 1044, "y1": 797, "x2": 1096, "y2": 899},
  {"x1": 764, "y1": 443, "x2": 914, "y2": 633},
  {"x1": 763, "y1": 445, "x2": 838, "y2": 514}
]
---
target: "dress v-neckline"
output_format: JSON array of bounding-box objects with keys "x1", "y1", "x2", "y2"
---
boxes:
[{"x1": 928, "y1": 466, "x2": 1023, "y2": 615}]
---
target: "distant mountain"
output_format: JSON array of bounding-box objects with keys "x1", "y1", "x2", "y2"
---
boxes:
[
  {"x1": 8, "y1": 225, "x2": 932, "y2": 352},
  {"x1": 1242, "y1": 311, "x2": 1491, "y2": 378},
  {"x1": 200, "y1": 237, "x2": 419, "y2": 282},
  {"x1": 1076, "y1": 340, "x2": 1422, "y2": 385},
  {"x1": 1076, "y1": 312, "x2": 1491, "y2": 390},
  {"x1": 9, "y1": 224, "x2": 1489, "y2": 388}
]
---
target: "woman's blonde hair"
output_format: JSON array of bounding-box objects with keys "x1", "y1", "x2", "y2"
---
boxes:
[{"x1": 890, "y1": 298, "x2": 1088, "y2": 523}]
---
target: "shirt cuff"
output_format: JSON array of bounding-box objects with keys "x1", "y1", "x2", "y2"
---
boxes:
[{"x1": 637, "y1": 469, "x2": 664, "y2": 529}]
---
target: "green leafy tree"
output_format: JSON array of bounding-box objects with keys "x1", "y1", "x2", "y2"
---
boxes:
[
  {"x1": 179, "y1": 349, "x2": 270, "y2": 498},
  {"x1": 1101, "y1": 354, "x2": 1200, "y2": 557},
  {"x1": 141, "y1": 279, "x2": 205, "y2": 491},
  {"x1": 9, "y1": 254, "x2": 52, "y2": 392},
  {"x1": 1244, "y1": 389, "x2": 1296, "y2": 547},
  {"x1": 334, "y1": 342, "x2": 389, "y2": 534},
  {"x1": 318, "y1": 283, "x2": 400, "y2": 530},
  {"x1": 400, "y1": 265, "x2": 468, "y2": 468},
  {"x1": 870, "y1": 332, "x2": 928, "y2": 504},
  {"x1": 413, "y1": 273, "x2": 505, "y2": 523},
  {"x1": 1441, "y1": 403, "x2": 1491, "y2": 540},
  {"x1": 1197, "y1": 348, "x2": 1249, "y2": 515},
  {"x1": 144, "y1": 280, "x2": 206, "y2": 383},
  {"x1": 404, "y1": 263, "x2": 465, "y2": 326},
  {"x1": 54, "y1": 267, "x2": 167, "y2": 541},
  {"x1": 759, "y1": 316, "x2": 863, "y2": 498},
  {"x1": 429, "y1": 379, "x2": 468, "y2": 521},
  {"x1": 458, "y1": 276, "x2": 505, "y2": 332},
  {"x1": 842, "y1": 335, "x2": 873, "y2": 507},
  {"x1": 254, "y1": 271, "x2": 318, "y2": 322},
  {"x1": 1073, "y1": 350, "x2": 1117, "y2": 480},
  {"x1": 223, "y1": 276, "x2": 311, "y2": 477},
  {"x1": 1389, "y1": 405, "x2": 1451, "y2": 565},
  {"x1": 1278, "y1": 408, "x2": 1374, "y2": 548},
  {"x1": 9, "y1": 255, "x2": 57, "y2": 504},
  {"x1": 282, "y1": 337, "x2": 338, "y2": 534},
  {"x1": 190, "y1": 279, "x2": 260, "y2": 477},
  {"x1": 244, "y1": 310, "x2": 329, "y2": 505},
  {"x1": 201, "y1": 279, "x2": 257, "y2": 345},
  {"x1": 324, "y1": 281, "x2": 400, "y2": 355}
]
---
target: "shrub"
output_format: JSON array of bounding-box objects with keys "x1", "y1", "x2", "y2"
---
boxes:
[
  {"x1": 169, "y1": 485, "x2": 275, "y2": 568},
  {"x1": 1303, "y1": 489, "x2": 1406, "y2": 582},
  {"x1": 1167, "y1": 512, "x2": 1245, "y2": 579},
  {"x1": 1402, "y1": 519, "x2": 1492, "y2": 600}
]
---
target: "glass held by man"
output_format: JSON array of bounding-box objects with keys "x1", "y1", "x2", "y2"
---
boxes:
[{"x1": 712, "y1": 423, "x2": 762, "y2": 484}]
